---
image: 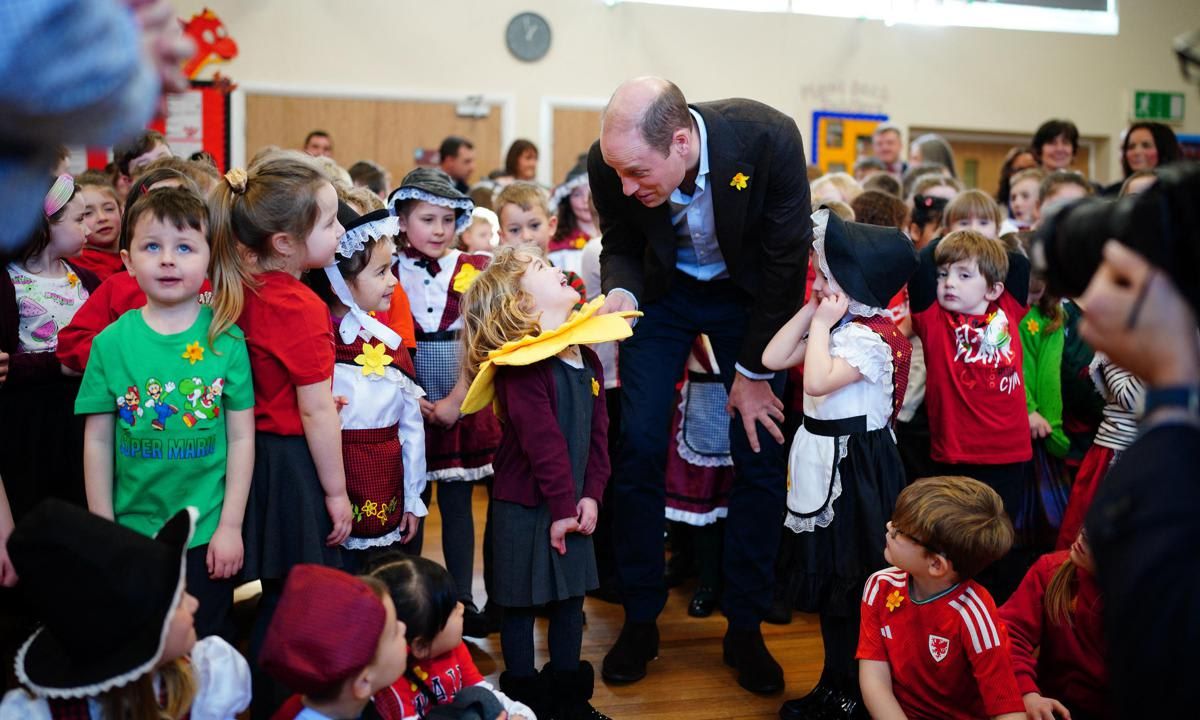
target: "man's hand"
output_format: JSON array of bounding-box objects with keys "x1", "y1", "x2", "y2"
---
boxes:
[
  {"x1": 726, "y1": 373, "x2": 785, "y2": 453},
  {"x1": 1078, "y1": 241, "x2": 1200, "y2": 388},
  {"x1": 596, "y1": 291, "x2": 637, "y2": 328},
  {"x1": 128, "y1": 0, "x2": 196, "y2": 96}
]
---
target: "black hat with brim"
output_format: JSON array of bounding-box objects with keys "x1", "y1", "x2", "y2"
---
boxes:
[
  {"x1": 388, "y1": 167, "x2": 474, "y2": 233},
  {"x1": 821, "y1": 207, "x2": 919, "y2": 308},
  {"x1": 10, "y1": 501, "x2": 194, "y2": 698}
]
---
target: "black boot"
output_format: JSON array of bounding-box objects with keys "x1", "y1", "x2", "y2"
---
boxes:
[
  {"x1": 498, "y1": 670, "x2": 552, "y2": 720},
  {"x1": 601, "y1": 620, "x2": 658, "y2": 683},
  {"x1": 549, "y1": 661, "x2": 611, "y2": 720},
  {"x1": 779, "y1": 683, "x2": 838, "y2": 720},
  {"x1": 723, "y1": 625, "x2": 784, "y2": 694}
]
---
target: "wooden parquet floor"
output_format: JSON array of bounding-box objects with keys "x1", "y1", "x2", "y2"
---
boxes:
[{"x1": 422, "y1": 485, "x2": 825, "y2": 720}]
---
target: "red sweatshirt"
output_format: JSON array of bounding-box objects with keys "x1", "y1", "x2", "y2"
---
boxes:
[{"x1": 999, "y1": 551, "x2": 1109, "y2": 718}]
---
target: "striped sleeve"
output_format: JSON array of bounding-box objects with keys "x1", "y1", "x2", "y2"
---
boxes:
[
  {"x1": 863, "y1": 567, "x2": 908, "y2": 607},
  {"x1": 953, "y1": 585, "x2": 1025, "y2": 716}
]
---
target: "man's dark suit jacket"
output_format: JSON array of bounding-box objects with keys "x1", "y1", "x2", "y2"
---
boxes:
[{"x1": 588, "y1": 98, "x2": 812, "y2": 375}]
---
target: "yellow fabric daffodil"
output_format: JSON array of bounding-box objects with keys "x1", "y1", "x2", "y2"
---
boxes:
[
  {"x1": 181, "y1": 341, "x2": 204, "y2": 364},
  {"x1": 452, "y1": 264, "x2": 481, "y2": 294},
  {"x1": 460, "y1": 295, "x2": 641, "y2": 415},
  {"x1": 730, "y1": 172, "x2": 749, "y2": 191},
  {"x1": 885, "y1": 589, "x2": 905, "y2": 612},
  {"x1": 66, "y1": 272, "x2": 79, "y2": 288},
  {"x1": 1025, "y1": 317, "x2": 1040, "y2": 334},
  {"x1": 355, "y1": 342, "x2": 393, "y2": 378},
  {"x1": 591, "y1": 377, "x2": 600, "y2": 397}
]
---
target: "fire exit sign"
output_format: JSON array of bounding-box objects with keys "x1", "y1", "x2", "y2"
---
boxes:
[{"x1": 1133, "y1": 91, "x2": 1184, "y2": 122}]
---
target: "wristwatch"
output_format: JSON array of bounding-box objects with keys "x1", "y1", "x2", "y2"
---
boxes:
[{"x1": 1143, "y1": 385, "x2": 1200, "y2": 418}]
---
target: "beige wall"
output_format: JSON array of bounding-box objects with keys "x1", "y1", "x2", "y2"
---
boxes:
[{"x1": 185, "y1": 0, "x2": 1200, "y2": 184}]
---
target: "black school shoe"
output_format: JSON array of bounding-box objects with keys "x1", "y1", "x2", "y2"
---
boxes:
[
  {"x1": 688, "y1": 586, "x2": 719, "y2": 618},
  {"x1": 600, "y1": 620, "x2": 659, "y2": 683},
  {"x1": 723, "y1": 626, "x2": 784, "y2": 694},
  {"x1": 780, "y1": 683, "x2": 870, "y2": 720}
]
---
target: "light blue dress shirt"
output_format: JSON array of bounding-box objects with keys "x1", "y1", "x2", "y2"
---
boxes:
[{"x1": 670, "y1": 109, "x2": 730, "y2": 282}]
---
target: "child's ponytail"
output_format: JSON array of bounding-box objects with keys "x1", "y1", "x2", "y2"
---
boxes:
[
  {"x1": 1044, "y1": 555, "x2": 1079, "y2": 627},
  {"x1": 206, "y1": 153, "x2": 329, "y2": 346},
  {"x1": 208, "y1": 170, "x2": 255, "y2": 346}
]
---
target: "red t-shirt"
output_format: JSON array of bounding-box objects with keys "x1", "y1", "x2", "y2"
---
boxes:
[
  {"x1": 237, "y1": 271, "x2": 334, "y2": 435},
  {"x1": 372, "y1": 642, "x2": 485, "y2": 720},
  {"x1": 912, "y1": 290, "x2": 1032, "y2": 464},
  {"x1": 857, "y1": 568, "x2": 1024, "y2": 720},
  {"x1": 71, "y1": 247, "x2": 126, "y2": 283}
]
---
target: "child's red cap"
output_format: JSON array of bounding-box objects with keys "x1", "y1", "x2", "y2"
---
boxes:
[{"x1": 259, "y1": 564, "x2": 386, "y2": 695}]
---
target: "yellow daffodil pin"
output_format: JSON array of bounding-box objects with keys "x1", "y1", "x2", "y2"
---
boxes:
[
  {"x1": 1025, "y1": 317, "x2": 1040, "y2": 334},
  {"x1": 573, "y1": 237, "x2": 588, "y2": 250},
  {"x1": 453, "y1": 264, "x2": 481, "y2": 294},
  {"x1": 886, "y1": 589, "x2": 905, "y2": 612},
  {"x1": 182, "y1": 341, "x2": 204, "y2": 364},
  {"x1": 355, "y1": 342, "x2": 392, "y2": 378},
  {"x1": 591, "y1": 377, "x2": 600, "y2": 397},
  {"x1": 730, "y1": 172, "x2": 749, "y2": 191},
  {"x1": 66, "y1": 272, "x2": 79, "y2": 288}
]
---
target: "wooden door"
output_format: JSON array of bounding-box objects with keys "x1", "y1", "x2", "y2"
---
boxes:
[
  {"x1": 552, "y1": 107, "x2": 602, "y2": 186},
  {"x1": 951, "y1": 140, "x2": 1092, "y2": 196},
  {"x1": 244, "y1": 94, "x2": 504, "y2": 189}
]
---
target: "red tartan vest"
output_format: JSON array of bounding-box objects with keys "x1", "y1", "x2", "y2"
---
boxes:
[{"x1": 853, "y1": 314, "x2": 912, "y2": 424}]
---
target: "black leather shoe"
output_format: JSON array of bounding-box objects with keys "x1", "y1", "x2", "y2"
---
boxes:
[
  {"x1": 687, "y1": 586, "x2": 718, "y2": 618},
  {"x1": 601, "y1": 621, "x2": 659, "y2": 684},
  {"x1": 779, "y1": 684, "x2": 836, "y2": 720},
  {"x1": 723, "y1": 626, "x2": 784, "y2": 694}
]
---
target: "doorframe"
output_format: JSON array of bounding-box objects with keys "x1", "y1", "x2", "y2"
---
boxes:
[
  {"x1": 909, "y1": 126, "x2": 1103, "y2": 181},
  {"x1": 231, "y1": 82, "x2": 517, "y2": 170},
  {"x1": 539, "y1": 96, "x2": 608, "y2": 187}
]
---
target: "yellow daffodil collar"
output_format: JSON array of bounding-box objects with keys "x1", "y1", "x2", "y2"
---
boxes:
[
  {"x1": 355, "y1": 342, "x2": 393, "y2": 378},
  {"x1": 460, "y1": 295, "x2": 640, "y2": 415},
  {"x1": 730, "y1": 172, "x2": 749, "y2": 191}
]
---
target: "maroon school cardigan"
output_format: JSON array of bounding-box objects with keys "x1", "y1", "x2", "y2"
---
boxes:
[
  {"x1": 491, "y1": 346, "x2": 609, "y2": 522},
  {"x1": 0, "y1": 259, "x2": 100, "y2": 385}
]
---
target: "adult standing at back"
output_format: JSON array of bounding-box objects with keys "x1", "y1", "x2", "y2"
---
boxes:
[
  {"x1": 589, "y1": 77, "x2": 811, "y2": 694},
  {"x1": 871, "y1": 124, "x2": 907, "y2": 176},
  {"x1": 439, "y1": 136, "x2": 476, "y2": 194}
]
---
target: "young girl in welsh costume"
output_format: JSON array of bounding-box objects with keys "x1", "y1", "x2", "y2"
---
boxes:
[
  {"x1": 763, "y1": 209, "x2": 918, "y2": 720},
  {"x1": 458, "y1": 247, "x2": 638, "y2": 720},
  {"x1": 1, "y1": 501, "x2": 250, "y2": 720},
  {"x1": 307, "y1": 202, "x2": 429, "y2": 570},
  {"x1": 390, "y1": 168, "x2": 500, "y2": 635}
]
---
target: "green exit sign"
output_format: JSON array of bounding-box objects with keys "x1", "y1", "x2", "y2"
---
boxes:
[{"x1": 1133, "y1": 91, "x2": 1184, "y2": 122}]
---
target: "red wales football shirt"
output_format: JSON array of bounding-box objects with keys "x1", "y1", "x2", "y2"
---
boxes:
[{"x1": 857, "y1": 567, "x2": 1024, "y2": 719}]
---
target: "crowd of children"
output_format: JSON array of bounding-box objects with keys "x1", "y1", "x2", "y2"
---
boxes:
[{"x1": 0, "y1": 112, "x2": 1163, "y2": 720}]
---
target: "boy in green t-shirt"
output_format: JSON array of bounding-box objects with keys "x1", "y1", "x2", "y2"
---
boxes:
[{"x1": 76, "y1": 187, "x2": 254, "y2": 639}]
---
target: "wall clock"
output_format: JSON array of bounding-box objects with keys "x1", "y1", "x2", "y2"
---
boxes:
[{"x1": 506, "y1": 12, "x2": 551, "y2": 62}]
